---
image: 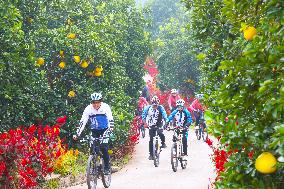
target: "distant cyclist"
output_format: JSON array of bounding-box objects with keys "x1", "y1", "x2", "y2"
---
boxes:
[
  {"x1": 142, "y1": 96, "x2": 168, "y2": 160},
  {"x1": 73, "y1": 92, "x2": 114, "y2": 174},
  {"x1": 166, "y1": 99, "x2": 192, "y2": 158},
  {"x1": 168, "y1": 89, "x2": 181, "y2": 112},
  {"x1": 136, "y1": 91, "x2": 149, "y2": 116}
]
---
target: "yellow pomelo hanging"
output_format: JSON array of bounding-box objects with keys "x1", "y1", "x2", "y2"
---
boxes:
[
  {"x1": 59, "y1": 61, "x2": 66, "y2": 69},
  {"x1": 95, "y1": 66, "x2": 103, "y2": 72},
  {"x1": 36, "y1": 58, "x2": 45, "y2": 66},
  {"x1": 244, "y1": 26, "x2": 257, "y2": 41},
  {"x1": 73, "y1": 55, "x2": 80, "y2": 63},
  {"x1": 68, "y1": 90, "x2": 76, "y2": 98},
  {"x1": 67, "y1": 33, "x2": 76, "y2": 39},
  {"x1": 255, "y1": 152, "x2": 277, "y2": 174},
  {"x1": 94, "y1": 71, "x2": 102, "y2": 77},
  {"x1": 80, "y1": 60, "x2": 89, "y2": 68}
]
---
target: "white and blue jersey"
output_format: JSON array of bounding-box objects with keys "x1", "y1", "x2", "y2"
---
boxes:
[
  {"x1": 142, "y1": 105, "x2": 167, "y2": 127},
  {"x1": 76, "y1": 102, "x2": 114, "y2": 136},
  {"x1": 167, "y1": 109, "x2": 192, "y2": 127}
]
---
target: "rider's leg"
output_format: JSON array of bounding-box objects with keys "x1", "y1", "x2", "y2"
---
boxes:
[
  {"x1": 148, "y1": 127, "x2": 155, "y2": 158},
  {"x1": 92, "y1": 129, "x2": 110, "y2": 172},
  {"x1": 158, "y1": 128, "x2": 166, "y2": 148},
  {"x1": 182, "y1": 130, "x2": 188, "y2": 155},
  {"x1": 101, "y1": 143, "x2": 111, "y2": 172}
]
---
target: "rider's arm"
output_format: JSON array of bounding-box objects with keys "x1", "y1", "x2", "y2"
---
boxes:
[
  {"x1": 159, "y1": 105, "x2": 168, "y2": 121},
  {"x1": 76, "y1": 106, "x2": 91, "y2": 137},
  {"x1": 142, "y1": 105, "x2": 150, "y2": 123},
  {"x1": 105, "y1": 104, "x2": 114, "y2": 131},
  {"x1": 168, "y1": 96, "x2": 172, "y2": 110},
  {"x1": 184, "y1": 109, "x2": 193, "y2": 125},
  {"x1": 166, "y1": 109, "x2": 177, "y2": 123}
]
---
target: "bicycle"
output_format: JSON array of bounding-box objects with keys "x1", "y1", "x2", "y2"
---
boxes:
[
  {"x1": 167, "y1": 125, "x2": 187, "y2": 172},
  {"x1": 85, "y1": 129, "x2": 112, "y2": 189},
  {"x1": 152, "y1": 125, "x2": 162, "y2": 167},
  {"x1": 195, "y1": 116, "x2": 208, "y2": 142},
  {"x1": 133, "y1": 115, "x2": 146, "y2": 138}
]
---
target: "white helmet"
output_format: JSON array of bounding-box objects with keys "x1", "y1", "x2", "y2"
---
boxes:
[
  {"x1": 176, "y1": 99, "x2": 185, "y2": 107},
  {"x1": 171, "y1": 89, "x2": 178, "y2": 94},
  {"x1": 91, "y1": 92, "x2": 102, "y2": 101},
  {"x1": 196, "y1": 93, "x2": 204, "y2": 99},
  {"x1": 151, "y1": 95, "x2": 160, "y2": 105}
]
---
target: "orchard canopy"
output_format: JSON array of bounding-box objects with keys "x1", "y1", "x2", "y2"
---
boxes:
[{"x1": 0, "y1": 0, "x2": 284, "y2": 189}]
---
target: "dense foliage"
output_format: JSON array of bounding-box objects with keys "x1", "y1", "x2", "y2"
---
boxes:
[
  {"x1": 0, "y1": 0, "x2": 150, "y2": 139},
  {"x1": 183, "y1": 0, "x2": 284, "y2": 188},
  {"x1": 146, "y1": 0, "x2": 199, "y2": 93}
]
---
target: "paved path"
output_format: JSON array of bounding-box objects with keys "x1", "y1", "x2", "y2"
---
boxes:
[{"x1": 67, "y1": 128, "x2": 216, "y2": 189}]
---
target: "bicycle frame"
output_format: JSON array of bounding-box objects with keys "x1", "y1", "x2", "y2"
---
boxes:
[
  {"x1": 86, "y1": 129, "x2": 111, "y2": 189},
  {"x1": 168, "y1": 126, "x2": 187, "y2": 172},
  {"x1": 152, "y1": 126, "x2": 162, "y2": 167}
]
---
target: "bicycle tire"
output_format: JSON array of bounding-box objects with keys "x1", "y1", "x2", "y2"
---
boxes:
[
  {"x1": 180, "y1": 158, "x2": 187, "y2": 169},
  {"x1": 171, "y1": 144, "x2": 178, "y2": 172},
  {"x1": 87, "y1": 155, "x2": 98, "y2": 189},
  {"x1": 101, "y1": 158, "x2": 111, "y2": 188},
  {"x1": 153, "y1": 140, "x2": 160, "y2": 167},
  {"x1": 141, "y1": 126, "x2": 146, "y2": 138},
  {"x1": 195, "y1": 129, "x2": 201, "y2": 140}
]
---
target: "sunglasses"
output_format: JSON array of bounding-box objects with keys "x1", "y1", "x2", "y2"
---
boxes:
[{"x1": 91, "y1": 100, "x2": 101, "y2": 104}]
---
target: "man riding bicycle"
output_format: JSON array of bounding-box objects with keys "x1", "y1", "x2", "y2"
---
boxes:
[
  {"x1": 142, "y1": 96, "x2": 168, "y2": 160},
  {"x1": 166, "y1": 99, "x2": 192, "y2": 158},
  {"x1": 168, "y1": 89, "x2": 181, "y2": 112},
  {"x1": 73, "y1": 92, "x2": 114, "y2": 174}
]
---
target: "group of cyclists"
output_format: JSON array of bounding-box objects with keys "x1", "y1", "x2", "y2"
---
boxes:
[
  {"x1": 72, "y1": 89, "x2": 206, "y2": 177},
  {"x1": 139, "y1": 88, "x2": 206, "y2": 160}
]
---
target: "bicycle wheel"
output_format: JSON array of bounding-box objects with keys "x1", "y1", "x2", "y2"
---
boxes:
[
  {"x1": 87, "y1": 155, "x2": 98, "y2": 189},
  {"x1": 171, "y1": 144, "x2": 178, "y2": 172},
  {"x1": 201, "y1": 125, "x2": 208, "y2": 142},
  {"x1": 180, "y1": 158, "x2": 187, "y2": 169},
  {"x1": 101, "y1": 158, "x2": 111, "y2": 188},
  {"x1": 153, "y1": 140, "x2": 160, "y2": 167},
  {"x1": 141, "y1": 125, "x2": 146, "y2": 138},
  {"x1": 195, "y1": 128, "x2": 201, "y2": 140}
]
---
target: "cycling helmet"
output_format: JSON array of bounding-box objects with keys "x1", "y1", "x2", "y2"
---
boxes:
[
  {"x1": 151, "y1": 96, "x2": 160, "y2": 105},
  {"x1": 171, "y1": 89, "x2": 177, "y2": 94},
  {"x1": 195, "y1": 93, "x2": 204, "y2": 99},
  {"x1": 91, "y1": 92, "x2": 102, "y2": 101},
  {"x1": 176, "y1": 99, "x2": 185, "y2": 107}
]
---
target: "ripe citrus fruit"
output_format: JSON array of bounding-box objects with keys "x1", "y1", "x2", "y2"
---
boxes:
[
  {"x1": 36, "y1": 58, "x2": 45, "y2": 66},
  {"x1": 94, "y1": 71, "x2": 102, "y2": 77},
  {"x1": 95, "y1": 66, "x2": 103, "y2": 72},
  {"x1": 80, "y1": 60, "x2": 89, "y2": 68},
  {"x1": 68, "y1": 90, "x2": 76, "y2": 98},
  {"x1": 255, "y1": 152, "x2": 277, "y2": 174},
  {"x1": 67, "y1": 33, "x2": 76, "y2": 39},
  {"x1": 244, "y1": 26, "x2": 257, "y2": 41},
  {"x1": 108, "y1": 149, "x2": 113, "y2": 155},
  {"x1": 58, "y1": 61, "x2": 66, "y2": 69},
  {"x1": 73, "y1": 55, "x2": 80, "y2": 63}
]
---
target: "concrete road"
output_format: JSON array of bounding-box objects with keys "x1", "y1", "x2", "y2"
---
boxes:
[{"x1": 67, "y1": 128, "x2": 216, "y2": 189}]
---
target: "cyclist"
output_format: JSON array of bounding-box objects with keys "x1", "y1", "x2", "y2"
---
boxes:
[
  {"x1": 168, "y1": 89, "x2": 181, "y2": 112},
  {"x1": 194, "y1": 109, "x2": 207, "y2": 131},
  {"x1": 142, "y1": 95, "x2": 168, "y2": 160},
  {"x1": 136, "y1": 91, "x2": 149, "y2": 116},
  {"x1": 166, "y1": 99, "x2": 192, "y2": 158},
  {"x1": 73, "y1": 92, "x2": 114, "y2": 174}
]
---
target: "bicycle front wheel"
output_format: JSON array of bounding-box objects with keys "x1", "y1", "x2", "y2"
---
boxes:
[
  {"x1": 201, "y1": 127, "x2": 208, "y2": 142},
  {"x1": 153, "y1": 140, "x2": 160, "y2": 167},
  {"x1": 141, "y1": 125, "x2": 146, "y2": 138},
  {"x1": 101, "y1": 159, "x2": 111, "y2": 188},
  {"x1": 171, "y1": 144, "x2": 178, "y2": 172},
  {"x1": 195, "y1": 128, "x2": 201, "y2": 140},
  {"x1": 87, "y1": 155, "x2": 98, "y2": 189}
]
